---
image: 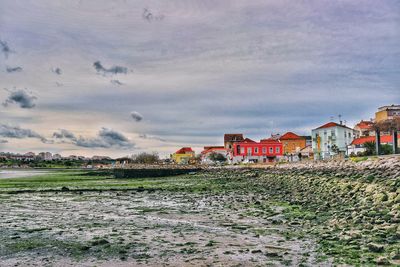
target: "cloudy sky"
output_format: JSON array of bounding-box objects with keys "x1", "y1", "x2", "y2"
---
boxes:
[{"x1": 0, "y1": 0, "x2": 399, "y2": 157}]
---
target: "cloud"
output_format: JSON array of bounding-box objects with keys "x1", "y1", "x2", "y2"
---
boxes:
[
  {"x1": 110, "y1": 79, "x2": 123, "y2": 86},
  {"x1": 139, "y1": 133, "x2": 166, "y2": 142},
  {"x1": 53, "y1": 129, "x2": 77, "y2": 141},
  {"x1": 142, "y1": 8, "x2": 164, "y2": 22},
  {"x1": 131, "y1": 111, "x2": 143, "y2": 122},
  {"x1": 0, "y1": 124, "x2": 49, "y2": 143},
  {"x1": 52, "y1": 67, "x2": 62, "y2": 75},
  {"x1": 6, "y1": 66, "x2": 23, "y2": 73},
  {"x1": 55, "y1": 82, "x2": 63, "y2": 87},
  {"x1": 93, "y1": 61, "x2": 128, "y2": 75},
  {"x1": 3, "y1": 89, "x2": 37, "y2": 109},
  {"x1": 0, "y1": 40, "x2": 12, "y2": 58},
  {"x1": 53, "y1": 128, "x2": 134, "y2": 149}
]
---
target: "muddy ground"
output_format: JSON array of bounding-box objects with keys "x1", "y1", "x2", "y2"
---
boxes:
[
  {"x1": 0, "y1": 171, "x2": 332, "y2": 267},
  {"x1": 0, "y1": 190, "x2": 331, "y2": 266}
]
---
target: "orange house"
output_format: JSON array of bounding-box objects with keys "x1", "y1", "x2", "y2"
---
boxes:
[{"x1": 279, "y1": 132, "x2": 307, "y2": 155}]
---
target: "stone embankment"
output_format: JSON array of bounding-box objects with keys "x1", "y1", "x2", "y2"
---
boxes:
[{"x1": 213, "y1": 156, "x2": 400, "y2": 265}]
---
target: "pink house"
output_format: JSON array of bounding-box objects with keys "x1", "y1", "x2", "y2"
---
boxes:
[{"x1": 232, "y1": 138, "x2": 283, "y2": 163}]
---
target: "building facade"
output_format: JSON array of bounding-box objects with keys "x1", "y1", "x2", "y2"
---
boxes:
[
  {"x1": 348, "y1": 135, "x2": 400, "y2": 155},
  {"x1": 279, "y1": 132, "x2": 307, "y2": 155},
  {"x1": 224, "y1": 134, "x2": 244, "y2": 150},
  {"x1": 171, "y1": 147, "x2": 195, "y2": 164},
  {"x1": 231, "y1": 138, "x2": 283, "y2": 163},
  {"x1": 200, "y1": 146, "x2": 228, "y2": 164},
  {"x1": 312, "y1": 122, "x2": 356, "y2": 160},
  {"x1": 375, "y1": 105, "x2": 400, "y2": 122},
  {"x1": 354, "y1": 120, "x2": 375, "y2": 138}
]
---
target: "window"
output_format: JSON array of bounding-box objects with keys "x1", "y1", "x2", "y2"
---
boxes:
[
  {"x1": 269, "y1": 147, "x2": 273, "y2": 153},
  {"x1": 247, "y1": 148, "x2": 252, "y2": 156},
  {"x1": 276, "y1": 147, "x2": 280, "y2": 153},
  {"x1": 254, "y1": 147, "x2": 258, "y2": 153},
  {"x1": 262, "y1": 147, "x2": 266, "y2": 154},
  {"x1": 348, "y1": 133, "x2": 351, "y2": 138},
  {"x1": 331, "y1": 130, "x2": 335, "y2": 136},
  {"x1": 240, "y1": 147, "x2": 244, "y2": 154}
]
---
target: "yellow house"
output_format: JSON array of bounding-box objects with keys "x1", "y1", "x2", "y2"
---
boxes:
[
  {"x1": 375, "y1": 105, "x2": 400, "y2": 122},
  {"x1": 171, "y1": 147, "x2": 195, "y2": 164}
]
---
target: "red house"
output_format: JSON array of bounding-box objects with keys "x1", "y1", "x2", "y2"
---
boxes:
[{"x1": 232, "y1": 138, "x2": 283, "y2": 163}]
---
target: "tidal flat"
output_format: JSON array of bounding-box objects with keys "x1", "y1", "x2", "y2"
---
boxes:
[{"x1": 0, "y1": 168, "x2": 398, "y2": 266}]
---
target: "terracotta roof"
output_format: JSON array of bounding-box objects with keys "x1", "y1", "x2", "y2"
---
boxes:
[
  {"x1": 242, "y1": 138, "x2": 256, "y2": 143},
  {"x1": 351, "y1": 135, "x2": 399, "y2": 145},
  {"x1": 224, "y1": 134, "x2": 244, "y2": 143},
  {"x1": 355, "y1": 120, "x2": 374, "y2": 130},
  {"x1": 280, "y1": 132, "x2": 303, "y2": 140},
  {"x1": 316, "y1": 122, "x2": 353, "y2": 130},
  {"x1": 201, "y1": 147, "x2": 227, "y2": 154},
  {"x1": 260, "y1": 138, "x2": 281, "y2": 144},
  {"x1": 175, "y1": 147, "x2": 194, "y2": 154},
  {"x1": 203, "y1": 146, "x2": 225, "y2": 150}
]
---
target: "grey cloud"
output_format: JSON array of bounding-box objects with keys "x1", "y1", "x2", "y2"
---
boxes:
[
  {"x1": 53, "y1": 128, "x2": 134, "y2": 149},
  {"x1": 6, "y1": 66, "x2": 22, "y2": 73},
  {"x1": 52, "y1": 67, "x2": 62, "y2": 75},
  {"x1": 3, "y1": 89, "x2": 37, "y2": 109},
  {"x1": 56, "y1": 82, "x2": 63, "y2": 87},
  {"x1": 142, "y1": 8, "x2": 164, "y2": 22},
  {"x1": 139, "y1": 134, "x2": 166, "y2": 142},
  {"x1": 110, "y1": 79, "x2": 123, "y2": 86},
  {"x1": 93, "y1": 61, "x2": 128, "y2": 75},
  {"x1": 0, "y1": 40, "x2": 12, "y2": 58},
  {"x1": 131, "y1": 111, "x2": 143, "y2": 122},
  {"x1": 53, "y1": 129, "x2": 77, "y2": 141},
  {"x1": 0, "y1": 124, "x2": 48, "y2": 143}
]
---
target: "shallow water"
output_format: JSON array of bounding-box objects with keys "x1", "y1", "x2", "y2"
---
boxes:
[{"x1": 0, "y1": 169, "x2": 50, "y2": 179}]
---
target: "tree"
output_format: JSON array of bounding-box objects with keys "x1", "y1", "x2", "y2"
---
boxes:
[
  {"x1": 331, "y1": 144, "x2": 340, "y2": 154},
  {"x1": 363, "y1": 141, "x2": 376, "y2": 156},
  {"x1": 381, "y1": 144, "x2": 393, "y2": 155},
  {"x1": 131, "y1": 152, "x2": 160, "y2": 164},
  {"x1": 208, "y1": 152, "x2": 227, "y2": 163}
]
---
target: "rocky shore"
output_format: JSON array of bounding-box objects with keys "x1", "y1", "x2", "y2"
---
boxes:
[{"x1": 207, "y1": 156, "x2": 400, "y2": 265}]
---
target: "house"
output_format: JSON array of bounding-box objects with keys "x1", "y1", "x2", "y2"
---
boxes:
[
  {"x1": 348, "y1": 134, "x2": 400, "y2": 155},
  {"x1": 224, "y1": 134, "x2": 244, "y2": 150},
  {"x1": 200, "y1": 146, "x2": 228, "y2": 164},
  {"x1": 231, "y1": 138, "x2": 283, "y2": 163},
  {"x1": 38, "y1": 152, "x2": 52, "y2": 161},
  {"x1": 300, "y1": 145, "x2": 313, "y2": 158},
  {"x1": 279, "y1": 132, "x2": 307, "y2": 155},
  {"x1": 312, "y1": 122, "x2": 356, "y2": 160},
  {"x1": 171, "y1": 147, "x2": 195, "y2": 164},
  {"x1": 354, "y1": 120, "x2": 375, "y2": 138},
  {"x1": 375, "y1": 104, "x2": 400, "y2": 123}
]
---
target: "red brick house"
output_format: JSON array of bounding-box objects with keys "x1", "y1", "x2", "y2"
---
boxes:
[{"x1": 231, "y1": 138, "x2": 283, "y2": 163}]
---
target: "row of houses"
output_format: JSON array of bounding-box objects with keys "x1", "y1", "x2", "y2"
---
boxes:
[
  {"x1": 171, "y1": 104, "x2": 400, "y2": 164},
  {"x1": 0, "y1": 152, "x2": 111, "y2": 162}
]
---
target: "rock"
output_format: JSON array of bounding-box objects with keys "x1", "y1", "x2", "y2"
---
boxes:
[
  {"x1": 367, "y1": 243, "x2": 385, "y2": 253},
  {"x1": 375, "y1": 256, "x2": 390, "y2": 265},
  {"x1": 61, "y1": 186, "x2": 70, "y2": 191}
]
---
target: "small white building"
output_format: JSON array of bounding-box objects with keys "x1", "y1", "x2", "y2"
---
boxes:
[{"x1": 312, "y1": 122, "x2": 356, "y2": 160}]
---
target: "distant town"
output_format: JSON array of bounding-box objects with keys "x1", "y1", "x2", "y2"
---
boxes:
[{"x1": 1, "y1": 104, "x2": 399, "y2": 169}]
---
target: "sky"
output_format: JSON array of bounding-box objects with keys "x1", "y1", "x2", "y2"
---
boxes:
[{"x1": 0, "y1": 0, "x2": 399, "y2": 158}]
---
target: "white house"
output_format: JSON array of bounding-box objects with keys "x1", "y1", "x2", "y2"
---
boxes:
[{"x1": 312, "y1": 122, "x2": 356, "y2": 160}]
